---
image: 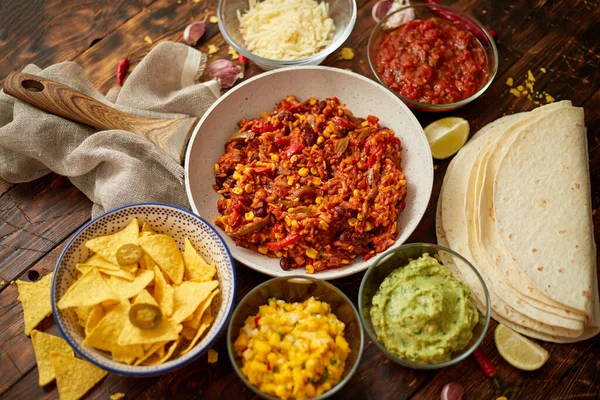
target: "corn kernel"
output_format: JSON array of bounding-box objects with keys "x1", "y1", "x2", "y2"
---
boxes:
[
  {"x1": 290, "y1": 155, "x2": 298, "y2": 164},
  {"x1": 319, "y1": 220, "x2": 329, "y2": 230},
  {"x1": 287, "y1": 207, "x2": 296, "y2": 213},
  {"x1": 275, "y1": 251, "x2": 283, "y2": 257},
  {"x1": 298, "y1": 168, "x2": 309, "y2": 177},
  {"x1": 235, "y1": 164, "x2": 243, "y2": 171},
  {"x1": 341, "y1": 259, "x2": 350, "y2": 264},
  {"x1": 353, "y1": 189, "x2": 360, "y2": 197},
  {"x1": 287, "y1": 176, "x2": 294, "y2": 186},
  {"x1": 291, "y1": 220, "x2": 300, "y2": 229},
  {"x1": 361, "y1": 120, "x2": 369, "y2": 127},
  {"x1": 295, "y1": 183, "x2": 301, "y2": 189},
  {"x1": 366, "y1": 222, "x2": 373, "y2": 231},
  {"x1": 245, "y1": 211, "x2": 255, "y2": 220},
  {"x1": 317, "y1": 136, "x2": 325, "y2": 144},
  {"x1": 357, "y1": 213, "x2": 363, "y2": 221},
  {"x1": 348, "y1": 218, "x2": 358, "y2": 226},
  {"x1": 283, "y1": 161, "x2": 291, "y2": 169},
  {"x1": 271, "y1": 153, "x2": 280, "y2": 163},
  {"x1": 257, "y1": 245, "x2": 268, "y2": 255},
  {"x1": 214, "y1": 163, "x2": 220, "y2": 172},
  {"x1": 232, "y1": 172, "x2": 242, "y2": 180},
  {"x1": 357, "y1": 161, "x2": 363, "y2": 169},
  {"x1": 306, "y1": 264, "x2": 315, "y2": 274},
  {"x1": 315, "y1": 196, "x2": 324, "y2": 204},
  {"x1": 310, "y1": 167, "x2": 318, "y2": 175},
  {"x1": 232, "y1": 187, "x2": 243, "y2": 195},
  {"x1": 312, "y1": 177, "x2": 321, "y2": 185},
  {"x1": 285, "y1": 215, "x2": 292, "y2": 226},
  {"x1": 305, "y1": 248, "x2": 319, "y2": 259},
  {"x1": 322, "y1": 129, "x2": 331, "y2": 138},
  {"x1": 244, "y1": 183, "x2": 253, "y2": 193},
  {"x1": 399, "y1": 179, "x2": 406, "y2": 186}
]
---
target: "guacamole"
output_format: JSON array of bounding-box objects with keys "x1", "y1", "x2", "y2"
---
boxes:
[{"x1": 370, "y1": 253, "x2": 479, "y2": 364}]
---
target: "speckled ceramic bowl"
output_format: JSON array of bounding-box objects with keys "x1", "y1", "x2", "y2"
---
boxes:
[
  {"x1": 185, "y1": 66, "x2": 433, "y2": 280},
  {"x1": 52, "y1": 203, "x2": 235, "y2": 376}
]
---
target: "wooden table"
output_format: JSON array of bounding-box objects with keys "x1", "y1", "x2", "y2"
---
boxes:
[{"x1": 0, "y1": 0, "x2": 598, "y2": 399}]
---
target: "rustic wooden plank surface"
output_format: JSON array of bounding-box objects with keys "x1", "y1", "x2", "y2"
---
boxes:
[{"x1": 0, "y1": 0, "x2": 599, "y2": 399}]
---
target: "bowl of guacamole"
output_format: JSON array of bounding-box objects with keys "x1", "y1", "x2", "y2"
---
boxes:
[{"x1": 358, "y1": 243, "x2": 491, "y2": 369}]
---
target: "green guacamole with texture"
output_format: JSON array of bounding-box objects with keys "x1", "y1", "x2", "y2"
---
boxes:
[{"x1": 370, "y1": 253, "x2": 479, "y2": 364}]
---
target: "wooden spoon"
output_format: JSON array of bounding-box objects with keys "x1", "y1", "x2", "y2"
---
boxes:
[{"x1": 3, "y1": 72, "x2": 199, "y2": 164}]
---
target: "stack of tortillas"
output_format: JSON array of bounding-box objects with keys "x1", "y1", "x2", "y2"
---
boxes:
[{"x1": 436, "y1": 100, "x2": 599, "y2": 342}]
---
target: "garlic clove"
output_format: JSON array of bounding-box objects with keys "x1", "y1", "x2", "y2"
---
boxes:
[
  {"x1": 372, "y1": 0, "x2": 393, "y2": 23},
  {"x1": 207, "y1": 59, "x2": 243, "y2": 89},
  {"x1": 183, "y1": 21, "x2": 206, "y2": 46},
  {"x1": 382, "y1": 0, "x2": 415, "y2": 30}
]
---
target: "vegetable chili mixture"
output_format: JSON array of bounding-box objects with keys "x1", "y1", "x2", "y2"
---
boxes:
[{"x1": 213, "y1": 96, "x2": 407, "y2": 272}]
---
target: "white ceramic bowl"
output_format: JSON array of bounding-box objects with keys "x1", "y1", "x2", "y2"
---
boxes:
[
  {"x1": 185, "y1": 66, "x2": 433, "y2": 280},
  {"x1": 52, "y1": 203, "x2": 235, "y2": 376}
]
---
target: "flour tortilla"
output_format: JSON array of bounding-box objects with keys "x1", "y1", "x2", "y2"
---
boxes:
[{"x1": 436, "y1": 102, "x2": 599, "y2": 342}]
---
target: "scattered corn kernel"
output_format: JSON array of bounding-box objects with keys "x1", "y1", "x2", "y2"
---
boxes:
[
  {"x1": 310, "y1": 167, "x2": 318, "y2": 175},
  {"x1": 287, "y1": 176, "x2": 294, "y2": 186},
  {"x1": 527, "y1": 70, "x2": 535, "y2": 82},
  {"x1": 341, "y1": 259, "x2": 350, "y2": 264},
  {"x1": 207, "y1": 44, "x2": 218, "y2": 55},
  {"x1": 270, "y1": 154, "x2": 280, "y2": 163},
  {"x1": 312, "y1": 177, "x2": 321, "y2": 185},
  {"x1": 309, "y1": 98, "x2": 317, "y2": 105},
  {"x1": 540, "y1": 67, "x2": 546, "y2": 73},
  {"x1": 306, "y1": 264, "x2": 315, "y2": 274},
  {"x1": 144, "y1": 36, "x2": 153, "y2": 45},
  {"x1": 505, "y1": 77, "x2": 513, "y2": 86},
  {"x1": 366, "y1": 222, "x2": 373, "y2": 231},
  {"x1": 214, "y1": 163, "x2": 220, "y2": 172},
  {"x1": 357, "y1": 213, "x2": 363, "y2": 221},
  {"x1": 315, "y1": 196, "x2": 324, "y2": 204},
  {"x1": 244, "y1": 184, "x2": 253, "y2": 193},
  {"x1": 232, "y1": 187, "x2": 243, "y2": 195},
  {"x1": 348, "y1": 218, "x2": 358, "y2": 226},
  {"x1": 339, "y1": 47, "x2": 355, "y2": 60},
  {"x1": 245, "y1": 211, "x2": 255, "y2": 221},
  {"x1": 209, "y1": 15, "x2": 218, "y2": 24},
  {"x1": 285, "y1": 215, "x2": 292, "y2": 226},
  {"x1": 319, "y1": 220, "x2": 329, "y2": 230},
  {"x1": 399, "y1": 180, "x2": 406, "y2": 186},
  {"x1": 353, "y1": 189, "x2": 360, "y2": 197},
  {"x1": 317, "y1": 136, "x2": 325, "y2": 144},
  {"x1": 298, "y1": 168, "x2": 309, "y2": 177},
  {"x1": 305, "y1": 248, "x2": 319, "y2": 259},
  {"x1": 291, "y1": 220, "x2": 300, "y2": 229},
  {"x1": 258, "y1": 246, "x2": 268, "y2": 255}
]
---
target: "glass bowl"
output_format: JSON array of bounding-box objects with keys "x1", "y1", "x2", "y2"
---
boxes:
[
  {"x1": 367, "y1": 4, "x2": 498, "y2": 112},
  {"x1": 218, "y1": 0, "x2": 357, "y2": 70},
  {"x1": 227, "y1": 276, "x2": 364, "y2": 399},
  {"x1": 358, "y1": 243, "x2": 491, "y2": 370}
]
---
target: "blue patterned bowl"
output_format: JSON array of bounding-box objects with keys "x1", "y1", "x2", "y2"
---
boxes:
[{"x1": 52, "y1": 203, "x2": 235, "y2": 376}]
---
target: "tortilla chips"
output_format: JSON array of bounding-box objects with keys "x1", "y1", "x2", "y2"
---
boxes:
[
  {"x1": 52, "y1": 352, "x2": 108, "y2": 400},
  {"x1": 31, "y1": 330, "x2": 74, "y2": 386},
  {"x1": 16, "y1": 273, "x2": 53, "y2": 335},
  {"x1": 57, "y1": 218, "x2": 220, "y2": 365}
]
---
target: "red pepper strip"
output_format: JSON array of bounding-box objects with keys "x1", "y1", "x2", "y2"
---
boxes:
[
  {"x1": 267, "y1": 362, "x2": 271, "y2": 371},
  {"x1": 228, "y1": 212, "x2": 243, "y2": 228},
  {"x1": 266, "y1": 234, "x2": 300, "y2": 252},
  {"x1": 254, "y1": 166, "x2": 272, "y2": 174},
  {"x1": 331, "y1": 116, "x2": 356, "y2": 130},
  {"x1": 282, "y1": 142, "x2": 305, "y2": 158},
  {"x1": 254, "y1": 316, "x2": 261, "y2": 327},
  {"x1": 239, "y1": 54, "x2": 249, "y2": 64},
  {"x1": 366, "y1": 115, "x2": 379, "y2": 126},
  {"x1": 368, "y1": 145, "x2": 384, "y2": 167},
  {"x1": 278, "y1": 99, "x2": 293, "y2": 110},
  {"x1": 422, "y1": 0, "x2": 494, "y2": 42},
  {"x1": 116, "y1": 57, "x2": 129, "y2": 86},
  {"x1": 251, "y1": 121, "x2": 278, "y2": 134},
  {"x1": 274, "y1": 136, "x2": 291, "y2": 147}
]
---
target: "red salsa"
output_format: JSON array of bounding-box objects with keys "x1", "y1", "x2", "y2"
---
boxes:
[{"x1": 375, "y1": 17, "x2": 488, "y2": 104}]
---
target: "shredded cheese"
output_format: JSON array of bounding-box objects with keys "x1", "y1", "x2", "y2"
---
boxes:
[{"x1": 237, "y1": 0, "x2": 335, "y2": 60}]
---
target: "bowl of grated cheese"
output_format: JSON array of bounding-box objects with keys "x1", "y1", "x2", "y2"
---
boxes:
[{"x1": 218, "y1": 0, "x2": 357, "y2": 70}]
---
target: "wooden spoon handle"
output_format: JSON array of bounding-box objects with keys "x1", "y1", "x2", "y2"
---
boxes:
[{"x1": 3, "y1": 72, "x2": 198, "y2": 163}]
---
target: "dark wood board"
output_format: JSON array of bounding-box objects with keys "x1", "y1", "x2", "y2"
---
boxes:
[{"x1": 0, "y1": 0, "x2": 599, "y2": 399}]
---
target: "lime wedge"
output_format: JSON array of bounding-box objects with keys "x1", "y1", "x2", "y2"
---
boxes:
[
  {"x1": 424, "y1": 117, "x2": 470, "y2": 159},
  {"x1": 494, "y1": 324, "x2": 549, "y2": 371}
]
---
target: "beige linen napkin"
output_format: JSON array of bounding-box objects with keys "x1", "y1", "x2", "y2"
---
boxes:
[{"x1": 0, "y1": 41, "x2": 220, "y2": 216}]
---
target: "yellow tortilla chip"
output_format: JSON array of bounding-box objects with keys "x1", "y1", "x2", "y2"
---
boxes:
[
  {"x1": 141, "y1": 222, "x2": 155, "y2": 236},
  {"x1": 133, "y1": 341, "x2": 167, "y2": 366},
  {"x1": 181, "y1": 326, "x2": 196, "y2": 341},
  {"x1": 83, "y1": 301, "x2": 129, "y2": 352},
  {"x1": 183, "y1": 238, "x2": 216, "y2": 282},
  {"x1": 180, "y1": 310, "x2": 215, "y2": 356},
  {"x1": 120, "y1": 264, "x2": 139, "y2": 274},
  {"x1": 134, "y1": 289, "x2": 159, "y2": 307},
  {"x1": 82, "y1": 254, "x2": 119, "y2": 271},
  {"x1": 51, "y1": 352, "x2": 108, "y2": 400},
  {"x1": 118, "y1": 317, "x2": 182, "y2": 346},
  {"x1": 76, "y1": 264, "x2": 136, "y2": 281},
  {"x1": 111, "y1": 344, "x2": 144, "y2": 365},
  {"x1": 139, "y1": 234, "x2": 184, "y2": 284},
  {"x1": 171, "y1": 281, "x2": 218, "y2": 324},
  {"x1": 85, "y1": 305, "x2": 105, "y2": 336},
  {"x1": 58, "y1": 268, "x2": 120, "y2": 309},
  {"x1": 16, "y1": 274, "x2": 53, "y2": 335},
  {"x1": 107, "y1": 269, "x2": 154, "y2": 299},
  {"x1": 144, "y1": 338, "x2": 181, "y2": 366},
  {"x1": 85, "y1": 218, "x2": 140, "y2": 266},
  {"x1": 208, "y1": 348, "x2": 218, "y2": 363},
  {"x1": 187, "y1": 289, "x2": 219, "y2": 330},
  {"x1": 139, "y1": 253, "x2": 156, "y2": 270},
  {"x1": 153, "y1": 265, "x2": 174, "y2": 317},
  {"x1": 74, "y1": 306, "x2": 92, "y2": 323},
  {"x1": 31, "y1": 330, "x2": 74, "y2": 386}
]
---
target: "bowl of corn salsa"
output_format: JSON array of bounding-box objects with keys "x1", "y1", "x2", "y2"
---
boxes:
[{"x1": 227, "y1": 276, "x2": 364, "y2": 399}]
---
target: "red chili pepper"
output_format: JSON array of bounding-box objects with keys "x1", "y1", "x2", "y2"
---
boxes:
[
  {"x1": 422, "y1": 0, "x2": 493, "y2": 42},
  {"x1": 254, "y1": 316, "x2": 261, "y2": 327},
  {"x1": 116, "y1": 57, "x2": 129, "y2": 86},
  {"x1": 267, "y1": 362, "x2": 271, "y2": 371},
  {"x1": 282, "y1": 142, "x2": 304, "y2": 158},
  {"x1": 254, "y1": 166, "x2": 272, "y2": 175},
  {"x1": 331, "y1": 116, "x2": 355, "y2": 130},
  {"x1": 366, "y1": 115, "x2": 379, "y2": 126},
  {"x1": 473, "y1": 348, "x2": 497, "y2": 377},
  {"x1": 266, "y1": 234, "x2": 301, "y2": 252},
  {"x1": 239, "y1": 54, "x2": 249, "y2": 64},
  {"x1": 251, "y1": 121, "x2": 277, "y2": 134},
  {"x1": 278, "y1": 99, "x2": 293, "y2": 110}
]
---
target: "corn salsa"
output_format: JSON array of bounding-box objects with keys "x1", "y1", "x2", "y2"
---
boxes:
[
  {"x1": 234, "y1": 297, "x2": 350, "y2": 399},
  {"x1": 375, "y1": 17, "x2": 488, "y2": 104}
]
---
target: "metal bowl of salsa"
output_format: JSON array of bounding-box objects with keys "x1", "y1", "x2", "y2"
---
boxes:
[
  {"x1": 358, "y1": 243, "x2": 491, "y2": 369},
  {"x1": 367, "y1": 4, "x2": 498, "y2": 112}
]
